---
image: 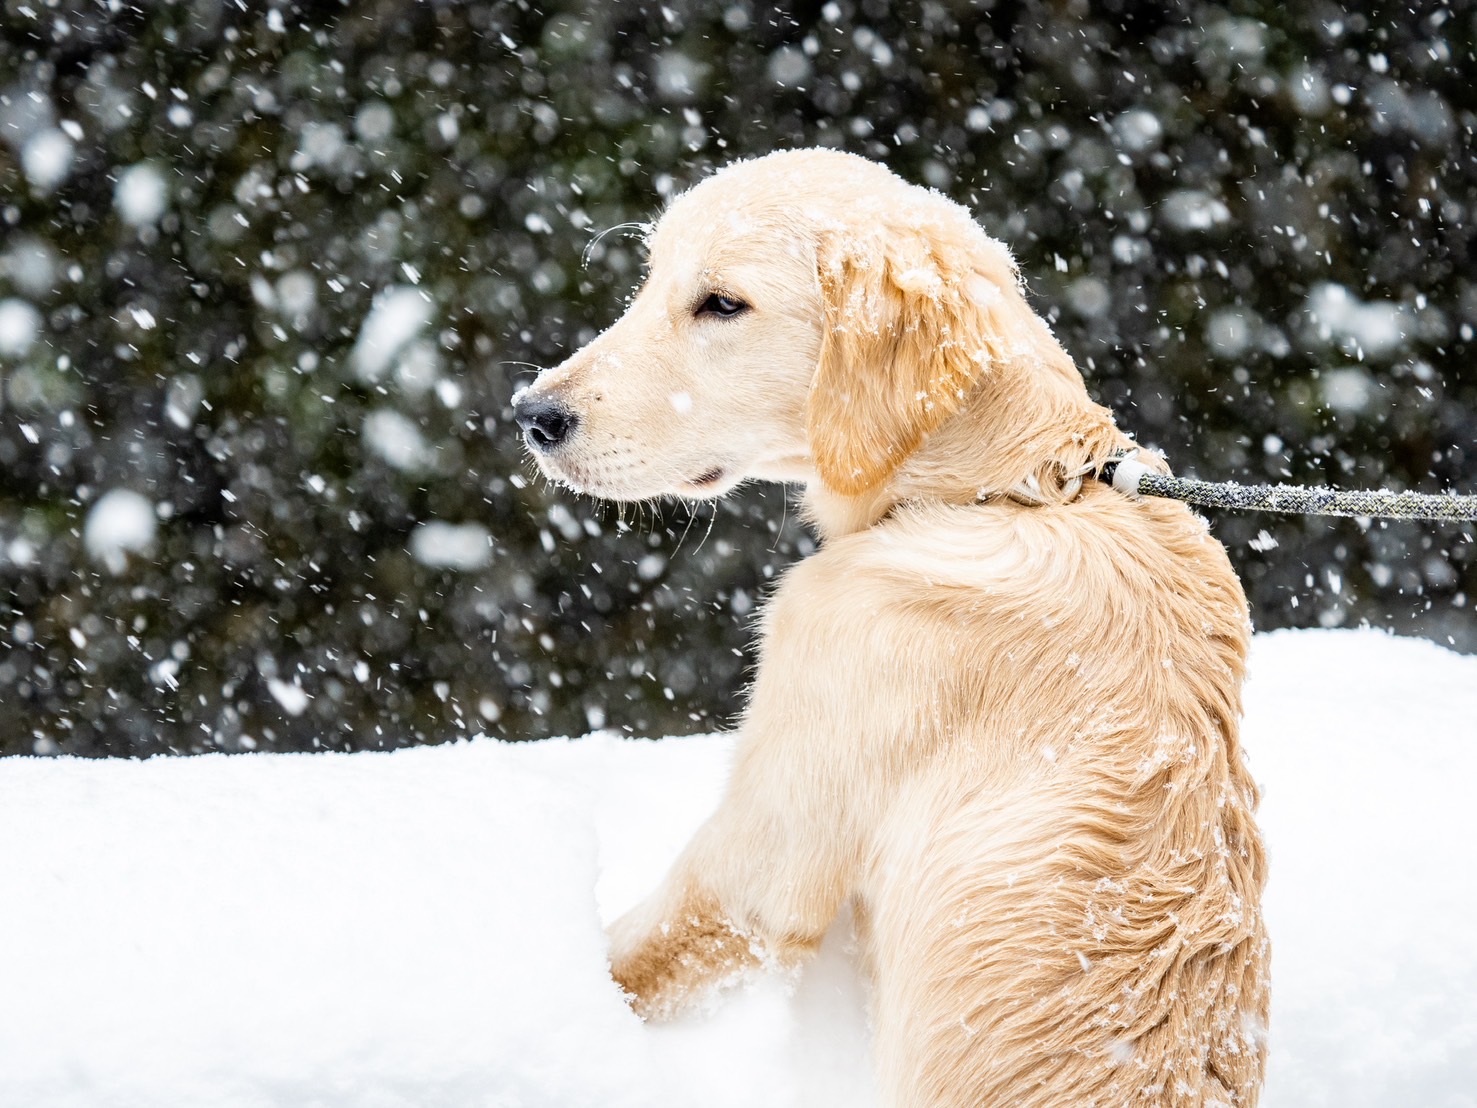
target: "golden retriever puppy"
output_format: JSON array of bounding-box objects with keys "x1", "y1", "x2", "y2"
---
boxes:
[{"x1": 513, "y1": 148, "x2": 1268, "y2": 1108}]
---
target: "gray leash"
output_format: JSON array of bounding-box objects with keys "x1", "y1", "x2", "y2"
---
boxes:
[{"x1": 1099, "y1": 455, "x2": 1477, "y2": 523}]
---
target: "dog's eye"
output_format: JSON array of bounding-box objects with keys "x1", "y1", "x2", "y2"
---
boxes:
[{"x1": 695, "y1": 293, "x2": 749, "y2": 319}]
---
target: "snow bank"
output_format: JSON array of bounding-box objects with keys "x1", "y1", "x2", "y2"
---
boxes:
[
  {"x1": 1, "y1": 629, "x2": 1473, "y2": 1107},
  {"x1": 1250, "y1": 630, "x2": 1477, "y2": 1108}
]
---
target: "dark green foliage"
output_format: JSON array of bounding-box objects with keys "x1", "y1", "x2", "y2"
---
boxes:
[{"x1": 1, "y1": 0, "x2": 1474, "y2": 756}]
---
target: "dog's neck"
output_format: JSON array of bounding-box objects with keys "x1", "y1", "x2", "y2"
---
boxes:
[{"x1": 800, "y1": 358, "x2": 1138, "y2": 541}]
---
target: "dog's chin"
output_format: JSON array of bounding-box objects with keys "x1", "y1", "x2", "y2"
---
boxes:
[
  {"x1": 622, "y1": 467, "x2": 743, "y2": 502},
  {"x1": 536, "y1": 458, "x2": 742, "y2": 502}
]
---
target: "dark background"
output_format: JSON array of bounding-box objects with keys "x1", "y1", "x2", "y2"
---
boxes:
[{"x1": 2, "y1": 0, "x2": 1474, "y2": 757}]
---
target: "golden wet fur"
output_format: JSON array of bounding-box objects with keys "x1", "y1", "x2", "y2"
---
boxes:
[{"x1": 516, "y1": 149, "x2": 1268, "y2": 1107}]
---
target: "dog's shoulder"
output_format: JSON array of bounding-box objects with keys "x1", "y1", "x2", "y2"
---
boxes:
[
  {"x1": 758, "y1": 500, "x2": 1050, "y2": 662},
  {"x1": 766, "y1": 490, "x2": 1244, "y2": 653},
  {"x1": 783, "y1": 494, "x2": 1134, "y2": 596}
]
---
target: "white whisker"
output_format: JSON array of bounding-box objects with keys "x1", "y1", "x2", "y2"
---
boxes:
[{"x1": 582, "y1": 222, "x2": 652, "y2": 269}]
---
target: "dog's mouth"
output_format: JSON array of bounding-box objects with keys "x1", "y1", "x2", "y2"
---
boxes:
[{"x1": 675, "y1": 466, "x2": 734, "y2": 498}]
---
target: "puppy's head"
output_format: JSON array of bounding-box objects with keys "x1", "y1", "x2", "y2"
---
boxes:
[{"x1": 514, "y1": 148, "x2": 1054, "y2": 500}]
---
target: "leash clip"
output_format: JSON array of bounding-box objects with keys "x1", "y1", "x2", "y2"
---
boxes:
[{"x1": 1099, "y1": 450, "x2": 1155, "y2": 499}]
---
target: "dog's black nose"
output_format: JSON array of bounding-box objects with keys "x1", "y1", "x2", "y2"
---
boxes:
[{"x1": 513, "y1": 394, "x2": 577, "y2": 452}]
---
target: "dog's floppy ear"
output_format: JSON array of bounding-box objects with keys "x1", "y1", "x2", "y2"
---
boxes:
[{"x1": 807, "y1": 211, "x2": 1041, "y2": 496}]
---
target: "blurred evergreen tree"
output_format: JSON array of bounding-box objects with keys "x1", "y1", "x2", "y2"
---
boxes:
[{"x1": 1, "y1": 0, "x2": 1473, "y2": 756}]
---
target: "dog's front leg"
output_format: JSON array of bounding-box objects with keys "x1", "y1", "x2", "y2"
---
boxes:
[
  {"x1": 604, "y1": 830, "x2": 770, "y2": 1021},
  {"x1": 605, "y1": 741, "x2": 849, "y2": 1020},
  {"x1": 606, "y1": 557, "x2": 917, "y2": 1020}
]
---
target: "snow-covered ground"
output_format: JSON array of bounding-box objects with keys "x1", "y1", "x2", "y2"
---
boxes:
[{"x1": 1, "y1": 629, "x2": 1473, "y2": 1107}]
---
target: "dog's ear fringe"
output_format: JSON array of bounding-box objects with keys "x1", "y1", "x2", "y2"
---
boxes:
[{"x1": 806, "y1": 215, "x2": 1057, "y2": 497}]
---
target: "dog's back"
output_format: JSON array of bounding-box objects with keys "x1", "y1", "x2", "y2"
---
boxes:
[{"x1": 834, "y1": 491, "x2": 1265, "y2": 1106}]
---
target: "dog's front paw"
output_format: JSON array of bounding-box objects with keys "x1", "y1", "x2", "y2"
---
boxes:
[
  {"x1": 607, "y1": 893, "x2": 758, "y2": 1021},
  {"x1": 608, "y1": 953, "x2": 672, "y2": 1021}
]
